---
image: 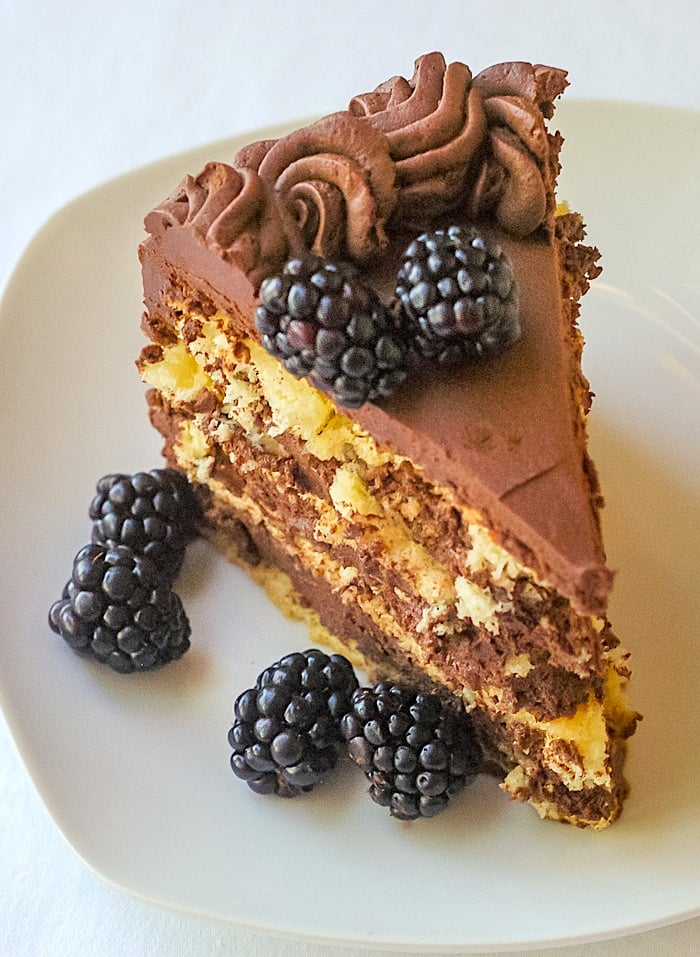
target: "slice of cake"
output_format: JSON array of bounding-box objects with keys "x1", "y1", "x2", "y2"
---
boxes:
[{"x1": 137, "y1": 53, "x2": 639, "y2": 828}]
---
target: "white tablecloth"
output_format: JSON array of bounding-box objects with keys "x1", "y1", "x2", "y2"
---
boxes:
[{"x1": 2, "y1": 2, "x2": 699, "y2": 954}]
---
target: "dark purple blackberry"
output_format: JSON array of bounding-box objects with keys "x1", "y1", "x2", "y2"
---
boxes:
[
  {"x1": 255, "y1": 256, "x2": 408, "y2": 408},
  {"x1": 89, "y1": 469, "x2": 200, "y2": 581},
  {"x1": 395, "y1": 226, "x2": 521, "y2": 366},
  {"x1": 48, "y1": 543, "x2": 191, "y2": 673},
  {"x1": 228, "y1": 648, "x2": 359, "y2": 797},
  {"x1": 340, "y1": 682, "x2": 481, "y2": 820}
]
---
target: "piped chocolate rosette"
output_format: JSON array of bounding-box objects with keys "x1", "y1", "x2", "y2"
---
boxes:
[{"x1": 149, "y1": 53, "x2": 568, "y2": 407}]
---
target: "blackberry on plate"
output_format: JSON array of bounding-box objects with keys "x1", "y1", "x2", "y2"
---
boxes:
[
  {"x1": 395, "y1": 226, "x2": 521, "y2": 366},
  {"x1": 228, "y1": 648, "x2": 359, "y2": 797},
  {"x1": 48, "y1": 543, "x2": 191, "y2": 673},
  {"x1": 255, "y1": 255, "x2": 408, "y2": 408},
  {"x1": 89, "y1": 468, "x2": 200, "y2": 581},
  {"x1": 340, "y1": 682, "x2": 481, "y2": 820}
]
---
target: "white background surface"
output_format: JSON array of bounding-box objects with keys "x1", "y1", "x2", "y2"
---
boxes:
[{"x1": 1, "y1": 2, "x2": 699, "y2": 955}]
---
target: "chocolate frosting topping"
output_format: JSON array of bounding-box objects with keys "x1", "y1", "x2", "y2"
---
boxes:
[{"x1": 146, "y1": 53, "x2": 568, "y2": 288}]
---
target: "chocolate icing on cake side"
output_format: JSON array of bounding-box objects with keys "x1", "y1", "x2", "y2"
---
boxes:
[{"x1": 141, "y1": 53, "x2": 609, "y2": 614}]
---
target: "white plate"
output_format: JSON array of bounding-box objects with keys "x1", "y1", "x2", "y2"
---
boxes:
[{"x1": 1, "y1": 102, "x2": 699, "y2": 953}]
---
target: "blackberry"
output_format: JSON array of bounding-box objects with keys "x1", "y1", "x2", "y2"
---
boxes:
[
  {"x1": 395, "y1": 226, "x2": 521, "y2": 366},
  {"x1": 255, "y1": 256, "x2": 408, "y2": 408},
  {"x1": 89, "y1": 469, "x2": 200, "y2": 581},
  {"x1": 48, "y1": 543, "x2": 191, "y2": 673},
  {"x1": 340, "y1": 682, "x2": 481, "y2": 820},
  {"x1": 228, "y1": 648, "x2": 359, "y2": 797}
]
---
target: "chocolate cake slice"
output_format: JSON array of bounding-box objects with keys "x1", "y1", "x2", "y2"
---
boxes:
[{"x1": 137, "y1": 53, "x2": 639, "y2": 827}]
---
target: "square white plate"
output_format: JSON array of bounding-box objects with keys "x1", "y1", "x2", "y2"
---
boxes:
[{"x1": 0, "y1": 101, "x2": 698, "y2": 952}]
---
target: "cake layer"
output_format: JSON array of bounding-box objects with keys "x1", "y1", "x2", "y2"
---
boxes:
[
  {"x1": 146, "y1": 390, "x2": 633, "y2": 827},
  {"x1": 148, "y1": 383, "x2": 606, "y2": 710},
  {"x1": 139, "y1": 288, "x2": 637, "y2": 827}
]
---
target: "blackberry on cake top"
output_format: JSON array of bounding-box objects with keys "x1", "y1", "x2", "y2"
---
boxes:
[
  {"x1": 255, "y1": 255, "x2": 408, "y2": 408},
  {"x1": 395, "y1": 226, "x2": 521, "y2": 366}
]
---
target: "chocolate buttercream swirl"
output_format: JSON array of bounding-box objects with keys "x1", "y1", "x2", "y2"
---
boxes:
[
  {"x1": 469, "y1": 62, "x2": 569, "y2": 236},
  {"x1": 149, "y1": 116, "x2": 397, "y2": 285},
  {"x1": 350, "y1": 52, "x2": 566, "y2": 236},
  {"x1": 147, "y1": 54, "x2": 568, "y2": 284},
  {"x1": 248, "y1": 112, "x2": 398, "y2": 262},
  {"x1": 146, "y1": 162, "x2": 274, "y2": 276},
  {"x1": 349, "y1": 52, "x2": 486, "y2": 222}
]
